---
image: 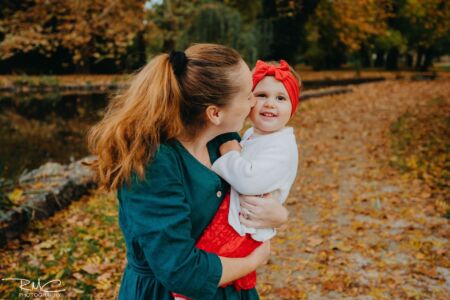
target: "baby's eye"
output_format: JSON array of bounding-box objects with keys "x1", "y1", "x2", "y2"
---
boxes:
[
  {"x1": 254, "y1": 93, "x2": 266, "y2": 98},
  {"x1": 276, "y1": 96, "x2": 286, "y2": 101}
]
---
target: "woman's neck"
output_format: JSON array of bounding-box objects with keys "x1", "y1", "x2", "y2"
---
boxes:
[{"x1": 177, "y1": 129, "x2": 217, "y2": 168}]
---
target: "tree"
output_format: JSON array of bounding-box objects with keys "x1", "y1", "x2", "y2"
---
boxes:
[
  {"x1": 0, "y1": 0, "x2": 145, "y2": 73},
  {"x1": 374, "y1": 29, "x2": 407, "y2": 69},
  {"x1": 400, "y1": 0, "x2": 450, "y2": 70},
  {"x1": 147, "y1": 0, "x2": 266, "y2": 64},
  {"x1": 306, "y1": 0, "x2": 391, "y2": 72},
  {"x1": 304, "y1": 0, "x2": 347, "y2": 70},
  {"x1": 145, "y1": 0, "x2": 196, "y2": 53}
]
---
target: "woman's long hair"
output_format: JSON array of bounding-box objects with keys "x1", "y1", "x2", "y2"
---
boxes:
[{"x1": 87, "y1": 44, "x2": 241, "y2": 191}]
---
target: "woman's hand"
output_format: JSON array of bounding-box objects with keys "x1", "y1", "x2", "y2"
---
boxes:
[{"x1": 239, "y1": 193, "x2": 289, "y2": 228}]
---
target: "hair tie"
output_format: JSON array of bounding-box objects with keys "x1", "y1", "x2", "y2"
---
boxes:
[{"x1": 169, "y1": 50, "x2": 188, "y2": 77}]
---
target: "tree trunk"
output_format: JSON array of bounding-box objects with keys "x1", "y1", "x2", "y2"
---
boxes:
[
  {"x1": 375, "y1": 50, "x2": 385, "y2": 68},
  {"x1": 361, "y1": 48, "x2": 371, "y2": 68},
  {"x1": 422, "y1": 47, "x2": 434, "y2": 71},
  {"x1": 406, "y1": 53, "x2": 413, "y2": 68},
  {"x1": 352, "y1": 52, "x2": 362, "y2": 78},
  {"x1": 415, "y1": 47, "x2": 424, "y2": 70},
  {"x1": 386, "y1": 47, "x2": 399, "y2": 70}
]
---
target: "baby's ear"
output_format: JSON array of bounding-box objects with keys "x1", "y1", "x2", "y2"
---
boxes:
[{"x1": 205, "y1": 105, "x2": 222, "y2": 125}]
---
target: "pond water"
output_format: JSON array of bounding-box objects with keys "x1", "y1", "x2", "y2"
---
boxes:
[{"x1": 0, "y1": 92, "x2": 109, "y2": 182}]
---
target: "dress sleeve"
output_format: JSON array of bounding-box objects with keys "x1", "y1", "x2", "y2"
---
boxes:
[
  {"x1": 211, "y1": 144, "x2": 290, "y2": 195},
  {"x1": 214, "y1": 132, "x2": 241, "y2": 144},
  {"x1": 125, "y1": 146, "x2": 222, "y2": 299}
]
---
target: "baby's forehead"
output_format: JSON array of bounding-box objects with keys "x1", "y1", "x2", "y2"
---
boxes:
[{"x1": 253, "y1": 76, "x2": 288, "y2": 93}]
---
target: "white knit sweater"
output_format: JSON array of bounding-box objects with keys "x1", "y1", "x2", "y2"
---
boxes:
[{"x1": 211, "y1": 126, "x2": 298, "y2": 241}]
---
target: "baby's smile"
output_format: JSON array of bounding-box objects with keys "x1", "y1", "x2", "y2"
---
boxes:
[{"x1": 260, "y1": 111, "x2": 278, "y2": 118}]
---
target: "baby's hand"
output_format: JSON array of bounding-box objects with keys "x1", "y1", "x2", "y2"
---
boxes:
[{"x1": 219, "y1": 140, "x2": 241, "y2": 155}]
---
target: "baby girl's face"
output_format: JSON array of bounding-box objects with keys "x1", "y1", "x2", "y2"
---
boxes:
[{"x1": 249, "y1": 76, "x2": 292, "y2": 135}]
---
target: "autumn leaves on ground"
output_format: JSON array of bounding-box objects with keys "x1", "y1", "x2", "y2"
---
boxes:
[{"x1": 0, "y1": 78, "x2": 449, "y2": 299}]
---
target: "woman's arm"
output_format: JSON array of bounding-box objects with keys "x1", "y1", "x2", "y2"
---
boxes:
[
  {"x1": 239, "y1": 194, "x2": 289, "y2": 229},
  {"x1": 218, "y1": 240, "x2": 270, "y2": 286}
]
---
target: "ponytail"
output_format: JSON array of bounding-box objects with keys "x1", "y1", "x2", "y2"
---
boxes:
[{"x1": 87, "y1": 54, "x2": 184, "y2": 191}]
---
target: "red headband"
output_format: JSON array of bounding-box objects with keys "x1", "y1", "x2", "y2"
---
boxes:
[{"x1": 252, "y1": 60, "x2": 300, "y2": 116}]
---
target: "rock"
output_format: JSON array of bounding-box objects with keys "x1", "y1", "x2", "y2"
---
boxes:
[
  {"x1": 0, "y1": 156, "x2": 97, "y2": 247},
  {"x1": 19, "y1": 162, "x2": 65, "y2": 184}
]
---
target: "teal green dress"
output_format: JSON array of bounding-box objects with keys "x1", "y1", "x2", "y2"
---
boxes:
[{"x1": 117, "y1": 133, "x2": 260, "y2": 300}]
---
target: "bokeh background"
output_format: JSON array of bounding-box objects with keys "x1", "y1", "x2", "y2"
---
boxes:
[{"x1": 0, "y1": 1, "x2": 449, "y2": 299}]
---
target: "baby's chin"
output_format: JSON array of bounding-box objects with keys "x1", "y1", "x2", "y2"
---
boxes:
[{"x1": 252, "y1": 124, "x2": 285, "y2": 135}]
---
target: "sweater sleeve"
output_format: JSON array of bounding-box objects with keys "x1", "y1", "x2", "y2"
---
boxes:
[
  {"x1": 211, "y1": 143, "x2": 291, "y2": 195},
  {"x1": 125, "y1": 146, "x2": 222, "y2": 299}
]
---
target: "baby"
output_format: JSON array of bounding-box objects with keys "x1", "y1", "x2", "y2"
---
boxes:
[
  {"x1": 212, "y1": 59, "x2": 300, "y2": 242},
  {"x1": 172, "y1": 60, "x2": 300, "y2": 299}
]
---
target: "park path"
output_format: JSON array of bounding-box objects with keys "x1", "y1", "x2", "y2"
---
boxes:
[{"x1": 257, "y1": 78, "x2": 450, "y2": 299}]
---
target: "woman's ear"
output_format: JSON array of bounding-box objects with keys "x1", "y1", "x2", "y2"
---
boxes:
[{"x1": 205, "y1": 105, "x2": 223, "y2": 125}]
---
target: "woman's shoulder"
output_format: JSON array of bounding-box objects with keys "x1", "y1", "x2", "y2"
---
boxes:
[
  {"x1": 118, "y1": 143, "x2": 183, "y2": 197},
  {"x1": 145, "y1": 142, "x2": 182, "y2": 171},
  {"x1": 155, "y1": 141, "x2": 178, "y2": 158},
  {"x1": 210, "y1": 132, "x2": 241, "y2": 146}
]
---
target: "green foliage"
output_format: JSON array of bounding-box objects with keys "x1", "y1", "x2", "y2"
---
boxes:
[
  {"x1": 0, "y1": 176, "x2": 15, "y2": 214},
  {"x1": 224, "y1": 0, "x2": 262, "y2": 24},
  {"x1": 374, "y1": 30, "x2": 407, "y2": 53},
  {"x1": 176, "y1": 2, "x2": 272, "y2": 65},
  {"x1": 240, "y1": 6, "x2": 275, "y2": 64},
  {"x1": 303, "y1": 5, "x2": 346, "y2": 70},
  {"x1": 178, "y1": 3, "x2": 242, "y2": 49}
]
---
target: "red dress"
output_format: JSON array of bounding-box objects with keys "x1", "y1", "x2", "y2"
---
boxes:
[{"x1": 172, "y1": 192, "x2": 262, "y2": 299}]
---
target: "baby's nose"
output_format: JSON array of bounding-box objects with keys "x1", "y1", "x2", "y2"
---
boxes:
[{"x1": 263, "y1": 99, "x2": 276, "y2": 108}]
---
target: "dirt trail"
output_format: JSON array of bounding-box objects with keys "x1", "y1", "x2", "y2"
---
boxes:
[{"x1": 257, "y1": 79, "x2": 450, "y2": 300}]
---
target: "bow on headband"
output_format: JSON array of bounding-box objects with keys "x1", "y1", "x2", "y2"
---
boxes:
[{"x1": 252, "y1": 60, "x2": 300, "y2": 116}]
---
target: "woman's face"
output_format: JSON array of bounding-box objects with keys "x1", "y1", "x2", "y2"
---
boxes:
[{"x1": 219, "y1": 61, "x2": 255, "y2": 132}]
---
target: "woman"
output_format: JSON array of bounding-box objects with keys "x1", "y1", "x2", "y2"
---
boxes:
[{"x1": 87, "y1": 44, "x2": 289, "y2": 299}]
